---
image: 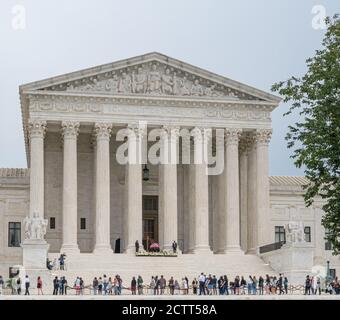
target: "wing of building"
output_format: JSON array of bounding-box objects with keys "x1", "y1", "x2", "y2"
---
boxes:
[{"x1": 0, "y1": 53, "x2": 338, "y2": 286}]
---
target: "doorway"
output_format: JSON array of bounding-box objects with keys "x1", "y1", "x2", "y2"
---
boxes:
[{"x1": 142, "y1": 195, "x2": 158, "y2": 250}]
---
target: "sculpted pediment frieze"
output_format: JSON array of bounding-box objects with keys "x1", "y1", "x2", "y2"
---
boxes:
[{"x1": 39, "y1": 61, "x2": 263, "y2": 101}]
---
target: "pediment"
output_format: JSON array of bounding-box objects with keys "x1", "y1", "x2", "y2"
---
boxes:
[{"x1": 20, "y1": 52, "x2": 281, "y2": 103}]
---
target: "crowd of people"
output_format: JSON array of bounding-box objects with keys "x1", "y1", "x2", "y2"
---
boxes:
[{"x1": 1, "y1": 272, "x2": 339, "y2": 296}]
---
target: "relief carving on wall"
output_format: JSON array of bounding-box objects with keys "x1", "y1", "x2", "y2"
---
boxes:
[{"x1": 41, "y1": 62, "x2": 260, "y2": 101}]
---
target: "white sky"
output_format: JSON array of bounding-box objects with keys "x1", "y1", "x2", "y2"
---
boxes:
[{"x1": 0, "y1": 0, "x2": 338, "y2": 175}]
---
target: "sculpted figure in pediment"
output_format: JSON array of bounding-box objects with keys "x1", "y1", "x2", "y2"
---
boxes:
[
  {"x1": 161, "y1": 68, "x2": 174, "y2": 95},
  {"x1": 132, "y1": 67, "x2": 147, "y2": 94},
  {"x1": 191, "y1": 79, "x2": 204, "y2": 96},
  {"x1": 118, "y1": 72, "x2": 132, "y2": 93},
  {"x1": 105, "y1": 74, "x2": 119, "y2": 93},
  {"x1": 147, "y1": 64, "x2": 162, "y2": 94}
]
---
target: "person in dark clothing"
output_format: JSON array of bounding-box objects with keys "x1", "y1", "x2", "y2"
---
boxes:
[
  {"x1": 135, "y1": 240, "x2": 140, "y2": 253},
  {"x1": 53, "y1": 276, "x2": 59, "y2": 295},
  {"x1": 131, "y1": 277, "x2": 137, "y2": 295},
  {"x1": 258, "y1": 276, "x2": 264, "y2": 295},
  {"x1": 24, "y1": 275, "x2": 30, "y2": 296},
  {"x1": 278, "y1": 274, "x2": 284, "y2": 295},
  {"x1": 305, "y1": 275, "x2": 311, "y2": 295},
  {"x1": 172, "y1": 241, "x2": 177, "y2": 253}
]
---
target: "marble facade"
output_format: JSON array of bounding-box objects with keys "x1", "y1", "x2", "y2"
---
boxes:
[{"x1": 0, "y1": 53, "x2": 338, "y2": 280}]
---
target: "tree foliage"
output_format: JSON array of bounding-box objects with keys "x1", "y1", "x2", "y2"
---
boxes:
[{"x1": 272, "y1": 15, "x2": 340, "y2": 255}]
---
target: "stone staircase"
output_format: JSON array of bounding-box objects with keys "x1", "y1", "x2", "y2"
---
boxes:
[{"x1": 44, "y1": 252, "x2": 275, "y2": 291}]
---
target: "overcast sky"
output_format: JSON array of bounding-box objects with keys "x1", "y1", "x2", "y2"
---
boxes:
[{"x1": 0, "y1": 0, "x2": 338, "y2": 175}]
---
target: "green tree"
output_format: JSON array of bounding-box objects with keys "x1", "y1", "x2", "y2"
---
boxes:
[{"x1": 272, "y1": 15, "x2": 340, "y2": 255}]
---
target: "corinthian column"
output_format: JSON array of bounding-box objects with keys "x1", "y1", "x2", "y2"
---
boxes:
[
  {"x1": 239, "y1": 135, "x2": 249, "y2": 252},
  {"x1": 247, "y1": 133, "x2": 257, "y2": 253},
  {"x1": 256, "y1": 129, "x2": 272, "y2": 248},
  {"x1": 124, "y1": 123, "x2": 144, "y2": 254},
  {"x1": 224, "y1": 128, "x2": 242, "y2": 253},
  {"x1": 191, "y1": 127, "x2": 211, "y2": 254},
  {"x1": 159, "y1": 125, "x2": 180, "y2": 251},
  {"x1": 93, "y1": 122, "x2": 112, "y2": 254},
  {"x1": 28, "y1": 120, "x2": 47, "y2": 220},
  {"x1": 61, "y1": 121, "x2": 80, "y2": 254}
]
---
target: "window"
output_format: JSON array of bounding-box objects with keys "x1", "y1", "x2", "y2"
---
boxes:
[
  {"x1": 143, "y1": 197, "x2": 158, "y2": 211},
  {"x1": 8, "y1": 222, "x2": 21, "y2": 247},
  {"x1": 50, "y1": 217, "x2": 55, "y2": 229},
  {"x1": 80, "y1": 218, "x2": 86, "y2": 230},
  {"x1": 304, "y1": 226, "x2": 311, "y2": 242},
  {"x1": 325, "y1": 241, "x2": 333, "y2": 250},
  {"x1": 329, "y1": 269, "x2": 336, "y2": 280},
  {"x1": 275, "y1": 226, "x2": 285, "y2": 243},
  {"x1": 325, "y1": 229, "x2": 333, "y2": 250}
]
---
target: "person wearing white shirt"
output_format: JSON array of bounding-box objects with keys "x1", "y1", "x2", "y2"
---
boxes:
[
  {"x1": 198, "y1": 273, "x2": 206, "y2": 295},
  {"x1": 24, "y1": 275, "x2": 30, "y2": 295}
]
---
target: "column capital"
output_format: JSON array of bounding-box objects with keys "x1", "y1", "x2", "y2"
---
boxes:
[
  {"x1": 255, "y1": 129, "x2": 272, "y2": 146},
  {"x1": 161, "y1": 125, "x2": 180, "y2": 140},
  {"x1": 239, "y1": 133, "x2": 253, "y2": 155},
  {"x1": 94, "y1": 122, "x2": 112, "y2": 140},
  {"x1": 61, "y1": 121, "x2": 80, "y2": 139},
  {"x1": 127, "y1": 122, "x2": 146, "y2": 140},
  {"x1": 28, "y1": 120, "x2": 47, "y2": 139},
  {"x1": 225, "y1": 128, "x2": 242, "y2": 145}
]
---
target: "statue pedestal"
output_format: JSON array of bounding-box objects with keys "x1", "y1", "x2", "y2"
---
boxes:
[
  {"x1": 261, "y1": 243, "x2": 314, "y2": 285},
  {"x1": 21, "y1": 239, "x2": 50, "y2": 270}
]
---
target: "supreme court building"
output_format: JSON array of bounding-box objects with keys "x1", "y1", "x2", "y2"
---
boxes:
[{"x1": 0, "y1": 53, "x2": 338, "y2": 282}]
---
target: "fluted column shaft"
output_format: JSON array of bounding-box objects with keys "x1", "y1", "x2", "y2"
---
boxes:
[
  {"x1": 256, "y1": 129, "x2": 272, "y2": 248},
  {"x1": 224, "y1": 128, "x2": 242, "y2": 253},
  {"x1": 192, "y1": 127, "x2": 211, "y2": 253},
  {"x1": 159, "y1": 126, "x2": 179, "y2": 250},
  {"x1": 239, "y1": 138, "x2": 249, "y2": 252},
  {"x1": 61, "y1": 121, "x2": 80, "y2": 253},
  {"x1": 125, "y1": 124, "x2": 144, "y2": 253},
  {"x1": 247, "y1": 136, "x2": 257, "y2": 253},
  {"x1": 93, "y1": 123, "x2": 112, "y2": 253},
  {"x1": 28, "y1": 120, "x2": 47, "y2": 220}
]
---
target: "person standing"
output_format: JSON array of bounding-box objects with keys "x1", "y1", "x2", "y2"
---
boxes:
[
  {"x1": 0, "y1": 275, "x2": 4, "y2": 295},
  {"x1": 53, "y1": 276, "x2": 59, "y2": 295},
  {"x1": 37, "y1": 277, "x2": 43, "y2": 295},
  {"x1": 24, "y1": 275, "x2": 30, "y2": 296},
  {"x1": 198, "y1": 273, "x2": 206, "y2": 295},
  {"x1": 92, "y1": 277, "x2": 98, "y2": 295},
  {"x1": 192, "y1": 278, "x2": 198, "y2": 295},
  {"x1": 284, "y1": 277, "x2": 289, "y2": 294},
  {"x1": 247, "y1": 276, "x2": 253, "y2": 295},
  {"x1": 159, "y1": 275, "x2": 166, "y2": 295},
  {"x1": 305, "y1": 275, "x2": 311, "y2": 295},
  {"x1": 240, "y1": 276, "x2": 246, "y2": 295},
  {"x1": 182, "y1": 278, "x2": 188, "y2": 295},
  {"x1": 169, "y1": 276, "x2": 175, "y2": 295},
  {"x1": 16, "y1": 277, "x2": 22, "y2": 295},
  {"x1": 131, "y1": 276, "x2": 137, "y2": 295},
  {"x1": 103, "y1": 274, "x2": 108, "y2": 295},
  {"x1": 135, "y1": 240, "x2": 140, "y2": 253},
  {"x1": 98, "y1": 277, "x2": 103, "y2": 295},
  {"x1": 174, "y1": 280, "x2": 180, "y2": 295},
  {"x1": 172, "y1": 241, "x2": 177, "y2": 254},
  {"x1": 149, "y1": 276, "x2": 156, "y2": 295},
  {"x1": 223, "y1": 276, "x2": 229, "y2": 295},
  {"x1": 137, "y1": 275, "x2": 143, "y2": 295},
  {"x1": 278, "y1": 274, "x2": 284, "y2": 295},
  {"x1": 258, "y1": 276, "x2": 264, "y2": 295}
]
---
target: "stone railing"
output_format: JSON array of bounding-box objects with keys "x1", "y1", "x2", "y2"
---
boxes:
[
  {"x1": 259, "y1": 241, "x2": 286, "y2": 254},
  {"x1": 0, "y1": 168, "x2": 29, "y2": 178}
]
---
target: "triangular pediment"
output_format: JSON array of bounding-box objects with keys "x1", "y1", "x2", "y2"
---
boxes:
[{"x1": 20, "y1": 52, "x2": 281, "y2": 103}]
